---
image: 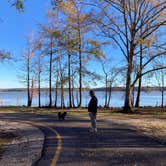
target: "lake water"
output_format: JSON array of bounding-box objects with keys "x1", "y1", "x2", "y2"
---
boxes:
[{"x1": 0, "y1": 90, "x2": 165, "y2": 107}]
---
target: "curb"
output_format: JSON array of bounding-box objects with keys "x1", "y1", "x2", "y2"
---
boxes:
[{"x1": 0, "y1": 121, "x2": 44, "y2": 166}]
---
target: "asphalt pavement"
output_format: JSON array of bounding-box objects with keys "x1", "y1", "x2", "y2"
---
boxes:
[{"x1": 0, "y1": 112, "x2": 166, "y2": 166}]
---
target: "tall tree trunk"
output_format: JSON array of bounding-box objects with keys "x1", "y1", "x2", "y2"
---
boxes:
[
  {"x1": 124, "y1": 54, "x2": 133, "y2": 112},
  {"x1": 107, "y1": 82, "x2": 112, "y2": 107},
  {"x1": 161, "y1": 74, "x2": 164, "y2": 107},
  {"x1": 38, "y1": 71, "x2": 41, "y2": 108},
  {"x1": 76, "y1": 91, "x2": 79, "y2": 107},
  {"x1": 105, "y1": 75, "x2": 108, "y2": 107},
  {"x1": 78, "y1": 24, "x2": 82, "y2": 108},
  {"x1": 71, "y1": 70, "x2": 75, "y2": 108},
  {"x1": 135, "y1": 22, "x2": 143, "y2": 108},
  {"x1": 71, "y1": 87, "x2": 75, "y2": 108},
  {"x1": 54, "y1": 77, "x2": 58, "y2": 108},
  {"x1": 161, "y1": 87, "x2": 164, "y2": 108},
  {"x1": 68, "y1": 52, "x2": 72, "y2": 108},
  {"x1": 132, "y1": 86, "x2": 135, "y2": 107},
  {"x1": 27, "y1": 56, "x2": 31, "y2": 107},
  {"x1": 124, "y1": 13, "x2": 136, "y2": 112},
  {"x1": 135, "y1": 77, "x2": 142, "y2": 107},
  {"x1": 60, "y1": 78, "x2": 65, "y2": 108},
  {"x1": 59, "y1": 56, "x2": 65, "y2": 108},
  {"x1": 30, "y1": 78, "x2": 34, "y2": 106},
  {"x1": 49, "y1": 37, "x2": 53, "y2": 107}
]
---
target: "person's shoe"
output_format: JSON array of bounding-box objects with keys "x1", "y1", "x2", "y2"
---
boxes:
[
  {"x1": 93, "y1": 128, "x2": 97, "y2": 135},
  {"x1": 94, "y1": 128, "x2": 97, "y2": 133}
]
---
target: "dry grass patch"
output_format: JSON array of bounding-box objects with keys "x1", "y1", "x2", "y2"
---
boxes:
[{"x1": 98, "y1": 112, "x2": 166, "y2": 145}]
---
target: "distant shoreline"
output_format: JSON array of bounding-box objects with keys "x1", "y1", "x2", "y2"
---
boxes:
[{"x1": 0, "y1": 87, "x2": 165, "y2": 92}]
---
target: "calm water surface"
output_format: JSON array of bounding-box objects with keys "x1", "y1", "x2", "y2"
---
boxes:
[{"x1": 0, "y1": 90, "x2": 165, "y2": 107}]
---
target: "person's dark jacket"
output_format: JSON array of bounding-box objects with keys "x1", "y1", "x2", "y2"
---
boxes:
[{"x1": 88, "y1": 95, "x2": 98, "y2": 115}]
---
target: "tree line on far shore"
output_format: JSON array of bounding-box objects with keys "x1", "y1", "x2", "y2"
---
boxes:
[{"x1": 1, "y1": 0, "x2": 166, "y2": 112}]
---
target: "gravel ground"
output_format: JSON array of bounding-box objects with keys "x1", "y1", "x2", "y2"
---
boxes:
[{"x1": 0, "y1": 121, "x2": 44, "y2": 166}]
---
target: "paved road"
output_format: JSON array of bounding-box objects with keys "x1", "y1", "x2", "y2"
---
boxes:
[{"x1": 0, "y1": 112, "x2": 166, "y2": 166}]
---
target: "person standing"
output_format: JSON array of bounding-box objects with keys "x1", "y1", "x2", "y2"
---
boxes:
[{"x1": 88, "y1": 90, "x2": 98, "y2": 134}]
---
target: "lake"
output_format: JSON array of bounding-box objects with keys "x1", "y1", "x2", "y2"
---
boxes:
[{"x1": 0, "y1": 90, "x2": 165, "y2": 107}]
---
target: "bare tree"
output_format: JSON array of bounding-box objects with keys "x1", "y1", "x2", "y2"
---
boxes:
[
  {"x1": 54, "y1": 73, "x2": 59, "y2": 108},
  {"x1": 101, "y1": 58, "x2": 124, "y2": 107},
  {"x1": 54, "y1": 0, "x2": 97, "y2": 108},
  {"x1": 39, "y1": 23, "x2": 62, "y2": 107},
  {"x1": 94, "y1": 0, "x2": 166, "y2": 112},
  {"x1": 58, "y1": 29, "x2": 78, "y2": 108},
  {"x1": 57, "y1": 51, "x2": 68, "y2": 108},
  {"x1": 102, "y1": 62, "x2": 109, "y2": 107},
  {"x1": 33, "y1": 38, "x2": 44, "y2": 108},
  {"x1": 20, "y1": 35, "x2": 35, "y2": 107}
]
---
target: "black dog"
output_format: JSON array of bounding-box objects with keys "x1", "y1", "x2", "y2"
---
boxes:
[{"x1": 58, "y1": 112, "x2": 67, "y2": 120}]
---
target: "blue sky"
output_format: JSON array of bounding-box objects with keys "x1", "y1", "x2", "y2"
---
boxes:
[
  {"x1": 0, "y1": 1, "x2": 123, "y2": 89},
  {"x1": 0, "y1": 1, "x2": 50, "y2": 88},
  {"x1": 3, "y1": 1, "x2": 160, "y2": 90}
]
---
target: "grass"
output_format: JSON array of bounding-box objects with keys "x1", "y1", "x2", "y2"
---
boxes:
[
  {"x1": 0, "y1": 105, "x2": 165, "y2": 112},
  {"x1": 0, "y1": 106, "x2": 166, "y2": 121}
]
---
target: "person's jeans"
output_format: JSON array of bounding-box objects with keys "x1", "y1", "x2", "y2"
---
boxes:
[{"x1": 89, "y1": 112, "x2": 97, "y2": 131}]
